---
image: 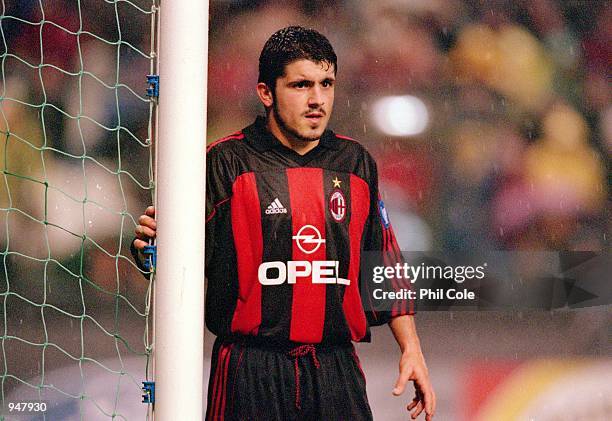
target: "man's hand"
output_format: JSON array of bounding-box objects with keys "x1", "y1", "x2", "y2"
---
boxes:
[
  {"x1": 133, "y1": 206, "x2": 156, "y2": 251},
  {"x1": 389, "y1": 315, "x2": 436, "y2": 420},
  {"x1": 392, "y1": 348, "x2": 435, "y2": 420}
]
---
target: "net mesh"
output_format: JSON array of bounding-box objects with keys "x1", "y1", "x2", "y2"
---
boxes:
[{"x1": 0, "y1": 0, "x2": 157, "y2": 419}]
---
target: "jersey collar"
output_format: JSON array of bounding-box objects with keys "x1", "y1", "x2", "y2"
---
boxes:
[{"x1": 246, "y1": 116, "x2": 341, "y2": 152}]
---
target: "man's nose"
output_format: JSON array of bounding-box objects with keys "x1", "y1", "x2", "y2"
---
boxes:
[{"x1": 308, "y1": 86, "x2": 324, "y2": 107}]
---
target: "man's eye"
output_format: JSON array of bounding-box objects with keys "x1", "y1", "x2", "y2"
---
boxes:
[{"x1": 322, "y1": 81, "x2": 333, "y2": 87}]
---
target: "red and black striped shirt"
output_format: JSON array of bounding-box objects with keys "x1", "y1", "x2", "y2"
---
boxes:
[{"x1": 205, "y1": 116, "x2": 413, "y2": 345}]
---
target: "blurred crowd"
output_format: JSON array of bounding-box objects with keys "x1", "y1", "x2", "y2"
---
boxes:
[
  {"x1": 208, "y1": 0, "x2": 610, "y2": 254},
  {"x1": 0, "y1": 0, "x2": 609, "y2": 309}
]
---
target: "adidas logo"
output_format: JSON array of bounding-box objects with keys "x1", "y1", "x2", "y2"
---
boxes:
[{"x1": 265, "y1": 198, "x2": 287, "y2": 215}]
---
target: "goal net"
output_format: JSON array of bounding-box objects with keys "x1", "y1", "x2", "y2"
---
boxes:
[{"x1": 0, "y1": 1, "x2": 158, "y2": 419}]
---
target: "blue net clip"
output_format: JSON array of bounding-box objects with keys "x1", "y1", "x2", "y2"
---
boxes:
[
  {"x1": 142, "y1": 381, "x2": 155, "y2": 404},
  {"x1": 146, "y1": 75, "x2": 159, "y2": 98},
  {"x1": 143, "y1": 245, "x2": 157, "y2": 272}
]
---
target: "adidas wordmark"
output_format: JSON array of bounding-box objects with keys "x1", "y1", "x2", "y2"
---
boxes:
[{"x1": 265, "y1": 198, "x2": 288, "y2": 214}]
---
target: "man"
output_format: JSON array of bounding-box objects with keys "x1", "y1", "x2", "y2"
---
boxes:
[{"x1": 132, "y1": 26, "x2": 435, "y2": 420}]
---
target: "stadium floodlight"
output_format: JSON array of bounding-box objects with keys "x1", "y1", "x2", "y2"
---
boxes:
[
  {"x1": 372, "y1": 95, "x2": 429, "y2": 137},
  {"x1": 154, "y1": 1, "x2": 208, "y2": 420}
]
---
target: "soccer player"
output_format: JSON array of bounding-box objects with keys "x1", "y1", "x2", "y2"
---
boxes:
[{"x1": 132, "y1": 26, "x2": 435, "y2": 420}]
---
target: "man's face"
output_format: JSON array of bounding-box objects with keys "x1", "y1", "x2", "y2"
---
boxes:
[{"x1": 271, "y1": 59, "x2": 335, "y2": 142}]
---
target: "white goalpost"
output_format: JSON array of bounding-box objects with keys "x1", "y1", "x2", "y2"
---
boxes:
[{"x1": 154, "y1": 0, "x2": 208, "y2": 419}]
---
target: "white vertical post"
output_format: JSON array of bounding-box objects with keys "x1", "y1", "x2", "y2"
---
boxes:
[{"x1": 155, "y1": 0, "x2": 208, "y2": 419}]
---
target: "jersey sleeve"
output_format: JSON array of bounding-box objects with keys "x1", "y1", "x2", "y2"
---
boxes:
[
  {"x1": 205, "y1": 143, "x2": 235, "y2": 270},
  {"x1": 361, "y1": 152, "x2": 416, "y2": 326}
]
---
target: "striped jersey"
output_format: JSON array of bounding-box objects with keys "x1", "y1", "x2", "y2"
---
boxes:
[{"x1": 205, "y1": 116, "x2": 413, "y2": 345}]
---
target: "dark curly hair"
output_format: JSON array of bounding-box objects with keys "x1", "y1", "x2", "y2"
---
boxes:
[{"x1": 258, "y1": 26, "x2": 337, "y2": 92}]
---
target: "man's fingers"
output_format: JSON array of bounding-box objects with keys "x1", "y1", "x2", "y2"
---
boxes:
[
  {"x1": 138, "y1": 214, "x2": 157, "y2": 229},
  {"x1": 392, "y1": 369, "x2": 410, "y2": 396},
  {"x1": 133, "y1": 207, "x2": 156, "y2": 252},
  {"x1": 133, "y1": 238, "x2": 148, "y2": 250},
  {"x1": 407, "y1": 396, "x2": 419, "y2": 411},
  {"x1": 422, "y1": 382, "x2": 435, "y2": 418},
  {"x1": 410, "y1": 373, "x2": 435, "y2": 419},
  {"x1": 429, "y1": 387, "x2": 436, "y2": 418},
  {"x1": 414, "y1": 380, "x2": 435, "y2": 420},
  {"x1": 135, "y1": 225, "x2": 156, "y2": 239},
  {"x1": 411, "y1": 401, "x2": 424, "y2": 419}
]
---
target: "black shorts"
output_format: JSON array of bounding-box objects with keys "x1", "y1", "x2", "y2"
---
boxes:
[{"x1": 205, "y1": 336, "x2": 373, "y2": 421}]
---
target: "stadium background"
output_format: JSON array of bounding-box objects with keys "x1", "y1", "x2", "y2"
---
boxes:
[{"x1": 1, "y1": 0, "x2": 609, "y2": 419}]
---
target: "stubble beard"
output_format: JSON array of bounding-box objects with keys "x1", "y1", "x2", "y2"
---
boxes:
[{"x1": 272, "y1": 101, "x2": 321, "y2": 143}]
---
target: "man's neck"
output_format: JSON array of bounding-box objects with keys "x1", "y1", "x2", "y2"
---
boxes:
[{"x1": 266, "y1": 113, "x2": 319, "y2": 156}]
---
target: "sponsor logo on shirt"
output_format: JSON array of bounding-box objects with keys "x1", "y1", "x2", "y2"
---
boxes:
[
  {"x1": 265, "y1": 198, "x2": 287, "y2": 214},
  {"x1": 258, "y1": 261, "x2": 350, "y2": 285},
  {"x1": 292, "y1": 225, "x2": 325, "y2": 254},
  {"x1": 257, "y1": 224, "x2": 350, "y2": 285}
]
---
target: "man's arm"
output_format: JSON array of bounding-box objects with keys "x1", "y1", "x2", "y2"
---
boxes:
[{"x1": 389, "y1": 314, "x2": 436, "y2": 420}]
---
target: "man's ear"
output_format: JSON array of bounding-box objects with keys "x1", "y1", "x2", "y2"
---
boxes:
[{"x1": 256, "y1": 82, "x2": 274, "y2": 108}]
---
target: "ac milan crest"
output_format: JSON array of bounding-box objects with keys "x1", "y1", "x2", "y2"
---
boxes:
[{"x1": 329, "y1": 189, "x2": 346, "y2": 222}]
